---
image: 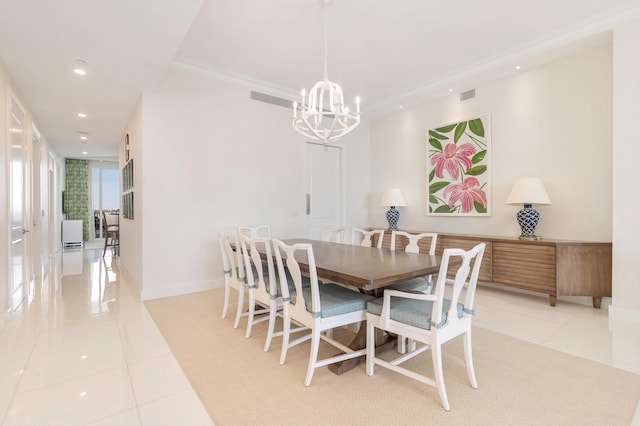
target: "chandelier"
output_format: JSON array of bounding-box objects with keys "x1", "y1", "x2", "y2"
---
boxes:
[{"x1": 292, "y1": 0, "x2": 360, "y2": 142}]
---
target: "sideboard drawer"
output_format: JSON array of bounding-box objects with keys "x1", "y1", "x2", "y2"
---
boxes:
[{"x1": 492, "y1": 242, "x2": 556, "y2": 293}]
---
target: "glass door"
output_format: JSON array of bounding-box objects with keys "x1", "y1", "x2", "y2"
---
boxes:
[{"x1": 91, "y1": 166, "x2": 119, "y2": 238}]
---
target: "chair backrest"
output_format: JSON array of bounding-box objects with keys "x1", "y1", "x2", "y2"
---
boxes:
[
  {"x1": 238, "y1": 225, "x2": 271, "y2": 239},
  {"x1": 431, "y1": 243, "x2": 486, "y2": 328},
  {"x1": 103, "y1": 211, "x2": 119, "y2": 228},
  {"x1": 351, "y1": 228, "x2": 385, "y2": 248},
  {"x1": 390, "y1": 231, "x2": 437, "y2": 255},
  {"x1": 238, "y1": 233, "x2": 277, "y2": 300},
  {"x1": 218, "y1": 231, "x2": 245, "y2": 282},
  {"x1": 321, "y1": 226, "x2": 345, "y2": 243},
  {"x1": 272, "y1": 239, "x2": 320, "y2": 319}
]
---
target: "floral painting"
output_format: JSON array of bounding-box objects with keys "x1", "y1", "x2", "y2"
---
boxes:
[{"x1": 427, "y1": 114, "x2": 491, "y2": 216}]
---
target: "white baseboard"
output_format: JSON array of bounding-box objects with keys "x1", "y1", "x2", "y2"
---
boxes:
[
  {"x1": 142, "y1": 278, "x2": 225, "y2": 301},
  {"x1": 609, "y1": 304, "x2": 640, "y2": 324}
]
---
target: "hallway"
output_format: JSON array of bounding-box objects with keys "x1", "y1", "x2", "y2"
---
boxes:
[{"x1": 0, "y1": 247, "x2": 212, "y2": 425}]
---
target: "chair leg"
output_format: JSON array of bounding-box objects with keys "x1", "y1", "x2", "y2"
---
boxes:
[
  {"x1": 233, "y1": 287, "x2": 245, "y2": 329},
  {"x1": 221, "y1": 284, "x2": 230, "y2": 319},
  {"x1": 463, "y1": 329, "x2": 478, "y2": 389},
  {"x1": 304, "y1": 327, "x2": 322, "y2": 387},
  {"x1": 103, "y1": 234, "x2": 109, "y2": 257},
  {"x1": 245, "y1": 296, "x2": 255, "y2": 338},
  {"x1": 280, "y1": 314, "x2": 291, "y2": 365},
  {"x1": 366, "y1": 322, "x2": 375, "y2": 376},
  {"x1": 408, "y1": 338, "x2": 417, "y2": 352},
  {"x1": 431, "y1": 343, "x2": 450, "y2": 411},
  {"x1": 398, "y1": 336, "x2": 406, "y2": 354},
  {"x1": 264, "y1": 304, "x2": 277, "y2": 352}
]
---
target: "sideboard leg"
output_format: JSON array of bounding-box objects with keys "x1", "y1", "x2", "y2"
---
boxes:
[
  {"x1": 549, "y1": 295, "x2": 557, "y2": 307},
  {"x1": 592, "y1": 296, "x2": 602, "y2": 309}
]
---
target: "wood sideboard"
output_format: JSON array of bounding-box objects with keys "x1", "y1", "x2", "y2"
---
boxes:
[{"x1": 373, "y1": 231, "x2": 612, "y2": 308}]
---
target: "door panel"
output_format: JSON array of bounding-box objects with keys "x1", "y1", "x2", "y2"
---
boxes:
[
  {"x1": 8, "y1": 91, "x2": 29, "y2": 311},
  {"x1": 304, "y1": 143, "x2": 342, "y2": 240}
]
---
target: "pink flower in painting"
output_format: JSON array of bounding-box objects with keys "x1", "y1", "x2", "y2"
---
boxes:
[
  {"x1": 442, "y1": 177, "x2": 487, "y2": 213},
  {"x1": 431, "y1": 143, "x2": 476, "y2": 180}
]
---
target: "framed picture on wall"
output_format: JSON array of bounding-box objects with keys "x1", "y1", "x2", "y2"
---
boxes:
[{"x1": 426, "y1": 113, "x2": 491, "y2": 216}]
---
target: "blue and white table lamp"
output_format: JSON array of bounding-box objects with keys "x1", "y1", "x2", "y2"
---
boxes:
[
  {"x1": 505, "y1": 178, "x2": 552, "y2": 240},
  {"x1": 380, "y1": 188, "x2": 406, "y2": 230}
]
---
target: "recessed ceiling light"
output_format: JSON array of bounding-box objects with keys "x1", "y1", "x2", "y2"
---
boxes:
[
  {"x1": 399, "y1": 105, "x2": 404, "y2": 109},
  {"x1": 80, "y1": 136, "x2": 88, "y2": 141},
  {"x1": 81, "y1": 151, "x2": 88, "y2": 155},
  {"x1": 449, "y1": 88, "x2": 453, "y2": 92},
  {"x1": 77, "y1": 113, "x2": 87, "y2": 118},
  {"x1": 73, "y1": 59, "x2": 87, "y2": 76},
  {"x1": 515, "y1": 65, "x2": 521, "y2": 70}
]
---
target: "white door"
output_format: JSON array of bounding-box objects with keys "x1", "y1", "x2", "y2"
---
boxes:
[
  {"x1": 303, "y1": 143, "x2": 343, "y2": 240},
  {"x1": 8, "y1": 90, "x2": 30, "y2": 311}
]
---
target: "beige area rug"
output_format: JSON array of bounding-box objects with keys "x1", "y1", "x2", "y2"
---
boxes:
[{"x1": 145, "y1": 289, "x2": 640, "y2": 425}]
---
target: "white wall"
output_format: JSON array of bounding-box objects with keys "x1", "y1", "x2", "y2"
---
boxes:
[
  {"x1": 134, "y1": 67, "x2": 370, "y2": 300},
  {"x1": 611, "y1": 19, "x2": 640, "y2": 322},
  {"x1": 370, "y1": 45, "x2": 612, "y2": 243},
  {"x1": 119, "y1": 98, "x2": 144, "y2": 297}
]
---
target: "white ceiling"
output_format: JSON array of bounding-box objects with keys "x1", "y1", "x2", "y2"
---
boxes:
[{"x1": 0, "y1": 0, "x2": 638, "y2": 161}]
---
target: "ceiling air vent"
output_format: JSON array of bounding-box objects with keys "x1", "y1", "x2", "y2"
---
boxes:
[
  {"x1": 250, "y1": 91, "x2": 293, "y2": 109},
  {"x1": 459, "y1": 89, "x2": 475, "y2": 102}
]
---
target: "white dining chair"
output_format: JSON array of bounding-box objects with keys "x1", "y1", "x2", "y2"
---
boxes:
[
  {"x1": 238, "y1": 225, "x2": 271, "y2": 239},
  {"x1": 388, "y1": 230, "x2": 438, "y2": 292},
  {"x1": 320, "y1": 226, "x2": 345, "y2": 243},
  {"x1": 218, "y1": 231, "x2": 247, "y2": 328},
  {"x1": 365, "y1": 243, "x2": 486, "y2": 411},
  {"x1": 351, "y1": 228, "x2": 385, "y2": 248},
  {"x1": 239, "y1": 233, "x2": 295, "y2": 352},
  {"x1": 389, "y1": 230, "x2": 439, "y2": 352},
  {"x1": 272, "y1": 238, "x2": 372, "y2": 386}
]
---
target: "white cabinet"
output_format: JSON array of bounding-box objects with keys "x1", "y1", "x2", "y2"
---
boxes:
[{"x1": 62, "y1": 220, "x2": 83, "y2": 247}]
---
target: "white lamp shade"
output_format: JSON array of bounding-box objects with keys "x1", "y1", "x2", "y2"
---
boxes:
[
  {"x1": 380, "y1": 188, "x2": 406, "y2": 207},
  {"x1": 505, "y1": 178, "x2": 552, "y2": 205}
]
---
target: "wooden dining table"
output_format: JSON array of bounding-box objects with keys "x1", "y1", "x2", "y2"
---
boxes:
[
  {"x1": 277, "y1": 238, "x2": 448, "y2": 375},
  {"x1": 280, "y1": 238, "x2": 443, "y2": 293}
]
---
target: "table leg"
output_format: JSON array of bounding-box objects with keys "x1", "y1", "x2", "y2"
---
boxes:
[{"x1": 327, "y1": 322, "x2": 394, "y2": 375}]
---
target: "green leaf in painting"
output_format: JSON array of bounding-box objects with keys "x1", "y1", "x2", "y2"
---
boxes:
[
  {"x1": 453, "y1": 121, "x2": 467, "y2": 143},
  {"x1": 429, "y1": 169, "x2": 435, "y2": 182},
  {"x1": 469, "y1": 118, "x2": 485, "y2": 137},
  {"x1": 434, "y1": 124, "x2": 456, "y2": 133},
  {"x1": 466, "y1": 165, "x2": 487, "y2": 176},
  {"x1": 429, "y1": 195, "x2": 438, "y2": 204},
  {"x1": 429, "y1": 138, "x2": 443, "y2": 151},
  {"x1": 434, "y1": 205, "x2": 453, "y2": 213},
  {"x1": 429, "y1": 181, "x2": 450, "y2": 194},
  {"x1": 474, "y1": 201, "x2": 487, "y2": 213},
  {"x1": 428, "y1": 130, "x2": 448, "y2": 140},
  {"x1": 471, "y1": 150, "x2": 486, "y2": 164}
]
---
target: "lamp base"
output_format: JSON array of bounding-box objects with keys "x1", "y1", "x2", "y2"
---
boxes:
[
  {"x1": 518, "y1": 235, "x2": 542, "y2": 241},
  {"x1": 516, "y1": 204, "x2": 540, "y2": 239},
  {"x1": 386, "y1": 206, "x2": 400, "y2": 229}
]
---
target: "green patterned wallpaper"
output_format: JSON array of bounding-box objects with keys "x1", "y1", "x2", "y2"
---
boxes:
[{"x1": 65, "y1": 159, "x2": 90, "y2": 241}]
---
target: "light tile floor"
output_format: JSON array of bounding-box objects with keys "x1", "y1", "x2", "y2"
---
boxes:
[
  {"x1": 0, "y1": 246, "x2": 639, "y2": 425},
  {"x1": 0, "y1": 246, "x2": 213, "y2": 426}
]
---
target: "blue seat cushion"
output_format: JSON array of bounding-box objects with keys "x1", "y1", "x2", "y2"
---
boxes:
[
  {"x1": 367, "y1": 297, "x2": 464, "y2": 330},
  {"x1": 250, "y1": 263, "x2": 311, "y2": 297},
  {"x1": 291, "y1": 284, "x2": 372, "y2": 318},
  {"x1": 387, "y1": 277, "x2": 430, "y2": 293}
]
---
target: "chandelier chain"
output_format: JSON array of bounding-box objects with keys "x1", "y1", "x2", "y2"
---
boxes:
[{"x1": 323, "y1": 4, "x2": 328, "y2": 80}]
